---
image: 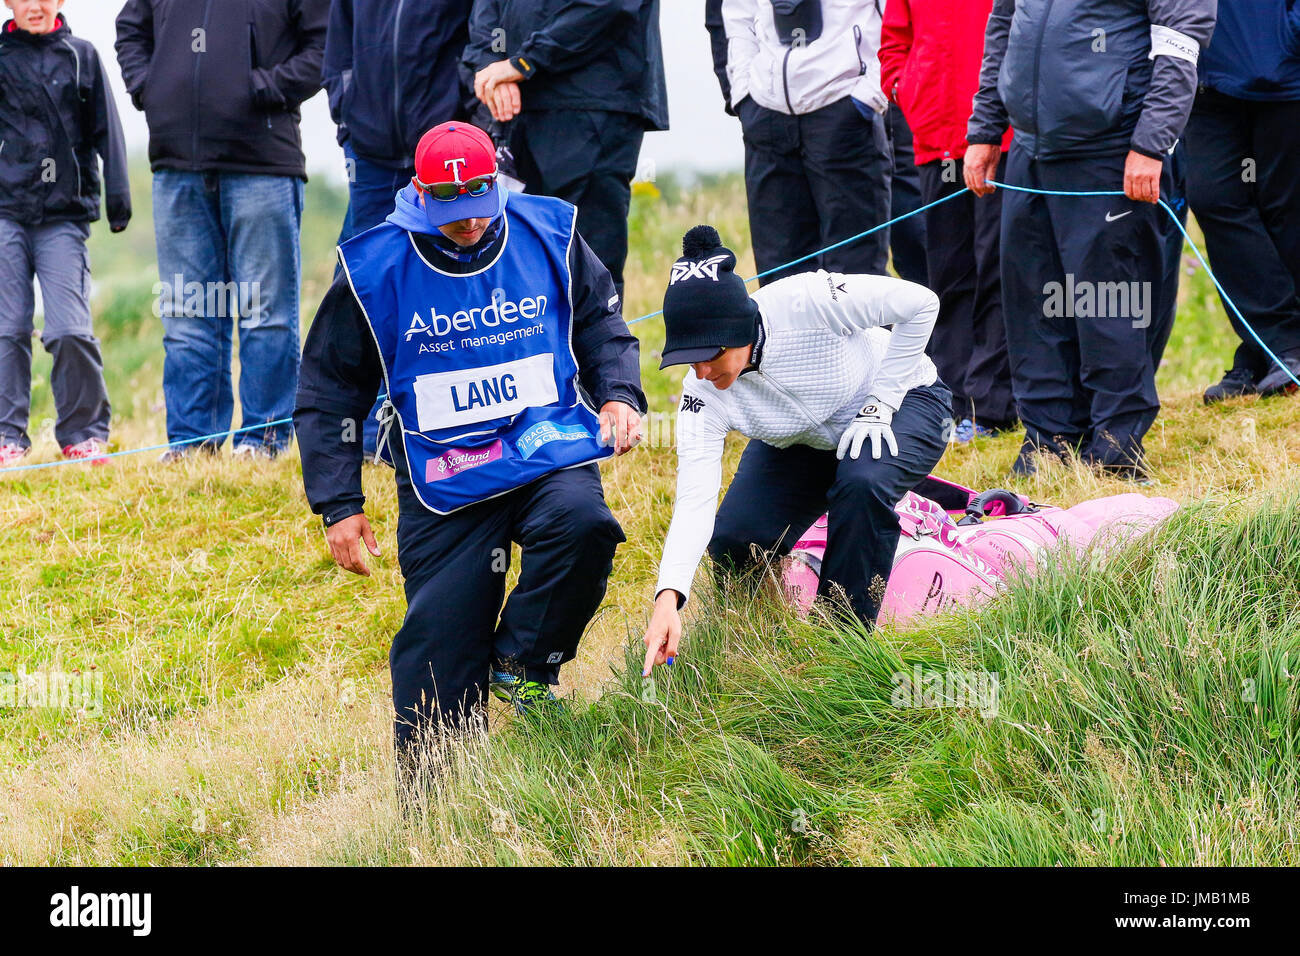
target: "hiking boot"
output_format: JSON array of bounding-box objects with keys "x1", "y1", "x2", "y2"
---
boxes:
[
  {"x1": 0, "y1": 442, "x2": 30, "y2": 467},
  {"x1": 62, "y1": 437, "x2": 109, "y2": 465},
  {"x1": 1256, "y1": 353, "x2": 1300, "y2": 398},
  {"x1": 1203, "y1": 367, "x2": 1257, "y2": 405},
  {"x1": 489, "y1": 671, "x2": 563, "y2": 716}
]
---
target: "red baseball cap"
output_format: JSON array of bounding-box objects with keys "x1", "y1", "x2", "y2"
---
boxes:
[{"x1": 412, "y1": 122, "x2": 505, "y2": 227}]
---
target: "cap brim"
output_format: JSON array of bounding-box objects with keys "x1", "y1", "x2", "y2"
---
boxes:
[
  {"x1": 659, "y1": 346, "x2": 724, "y2": 370},
  {"x1": 421, "y1": 181, "x2": 508, "y2": 227}
]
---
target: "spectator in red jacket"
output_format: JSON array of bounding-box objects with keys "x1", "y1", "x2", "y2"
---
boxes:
[{"x1": 880, "y1": 0, "x2": 1016, "y2": 439}]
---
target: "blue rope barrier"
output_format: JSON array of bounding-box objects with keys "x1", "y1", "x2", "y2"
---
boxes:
[
  {"x1": 626, "y1": 185, "x2": 970, "y2": 326},
  {"x1": 986, "y1": 179, "x2": 1300, "y2": 393},
  {"x1": 0, "y1": 419, "x2": 294, "y2": 476},
  {"x1": 3, "y1": 181, "x2": 1292, "y2": 477}
]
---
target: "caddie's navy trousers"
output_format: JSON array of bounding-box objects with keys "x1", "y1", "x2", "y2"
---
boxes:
[{"x1": 389, "y1": 461, "x2": 623, "y2": 751}]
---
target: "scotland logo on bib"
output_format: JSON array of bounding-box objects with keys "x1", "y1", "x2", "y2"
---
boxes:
[{"x1": 339, "y1": 192, "x2": 611, "y2": 514}]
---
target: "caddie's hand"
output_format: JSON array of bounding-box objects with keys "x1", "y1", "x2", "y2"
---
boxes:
[
  {"x1": 963, "y1": 144, "x2": 1002, "y2": 197},
  {"x1": 599, "y1": 400, "x2": 643, "y2": 456},
  {"x1": 325, "y1": 513, "x2": 381, "y2": 577},
  {"x1": 1123, "y1": 150, "x2": 1163, "y2": 204},
  {"x1": 643, "y1": 590, "x2": 684, "y2": 676},
  {"x1": 474, "y1": 59, "x2": 524, "y2": 108},
  {"x1": 837, "y1": 396, "x2": 898, "y2": 461}
]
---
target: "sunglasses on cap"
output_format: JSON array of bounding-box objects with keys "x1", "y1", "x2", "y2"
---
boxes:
[{"x1": 412, "y1": 173, "x2": 498, "y2": 202}]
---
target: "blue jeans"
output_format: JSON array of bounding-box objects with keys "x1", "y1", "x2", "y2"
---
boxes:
[
  {"x1": 337, "y1": 144, "x2": 412, "y2": 244},
  {"x1": 338, "y1": 146, "x2": 410, "y2": 455},
  {"x1": 153, "y1": 170, "x2": 303, "y2": 452}
]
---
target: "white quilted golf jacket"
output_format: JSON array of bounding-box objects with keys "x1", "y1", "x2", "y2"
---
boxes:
[{"x1": 654, "y1": 269, "x2": 940, "y2": 604}]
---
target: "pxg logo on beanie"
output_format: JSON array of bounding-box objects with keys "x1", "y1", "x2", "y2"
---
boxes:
[
  {"x1": 413, "y1": 122, "x2": 506, "y2": 228},
  {"x1": 660, "y1": 225, "x2": 759, "y2": 369}
]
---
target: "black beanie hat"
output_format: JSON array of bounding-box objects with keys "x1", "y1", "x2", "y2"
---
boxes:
[{"x1": 660, "y1": 225, "x2": 759, "y2": 369}]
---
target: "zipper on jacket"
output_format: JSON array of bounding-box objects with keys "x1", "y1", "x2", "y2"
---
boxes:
[
  {"x1": 393, "y1": 0, "x2": 407, "y2": 162},
  {"x1": 60, "y1": 38, "x2": 83, "y2": 198},
  {"x1": 1030, "y1": 0, "x2": 1056, "y2": 160},
  {"x1": 194, "y1": 0, "x2": 214, "y2": 162},
  {"x1": 756, "y1": 370, "x2": 826, "y2": 438},
  {"x1": 781, "y1": 46, "x2": 795, "y2": 114},
  {"x1": 249, "y1": 15, "x2": 271, "y2": 129}
]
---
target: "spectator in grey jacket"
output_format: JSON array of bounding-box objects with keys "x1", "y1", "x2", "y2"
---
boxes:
[{"x1": 964, "y1": 0, "x2": 1217, "y2": 481}]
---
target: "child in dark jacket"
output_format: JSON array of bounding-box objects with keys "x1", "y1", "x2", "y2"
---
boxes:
[{"x1": 0, "y1": 0, "x2": 130, "y2": 466}]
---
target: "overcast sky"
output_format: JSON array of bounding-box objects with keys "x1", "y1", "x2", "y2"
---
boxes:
[{"x1": 67, "y1": 0, "x2": 745, "y2": 183}]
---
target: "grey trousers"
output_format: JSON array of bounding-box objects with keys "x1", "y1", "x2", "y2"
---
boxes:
[{"x1": 0, "y1": 220, "x2": 111, "y2": 450}]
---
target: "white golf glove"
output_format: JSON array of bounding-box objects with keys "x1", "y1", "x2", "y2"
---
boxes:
[{"x1": 837, "y1": 397, "x2": 898, "y2": 460}]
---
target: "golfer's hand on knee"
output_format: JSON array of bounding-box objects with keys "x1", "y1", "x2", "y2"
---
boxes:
[
  {"x1": 600, "y1": 400, "x2": 643, "y2": 456},
  {"x1": 643, "y1": 590, "x2": 684, "y2": 676},
  {"x1": 837, "y1": 397, "x2": 898, "y2": 460},
  {"x1": 326, "y1": 513, "x2": 381, "y2": 577}
]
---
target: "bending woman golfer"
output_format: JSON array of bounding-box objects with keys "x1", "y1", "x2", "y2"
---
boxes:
[
  {"x1": 644, "y1": 226, "x2": 951, "y2": 673},
  {"x1": 295, "y1": 122, "x2": 645, "y2": 758}
]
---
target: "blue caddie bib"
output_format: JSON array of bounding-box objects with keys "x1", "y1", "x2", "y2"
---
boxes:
[{"x1": 338, "y1": 193, "x2": 611, "y2": 514}]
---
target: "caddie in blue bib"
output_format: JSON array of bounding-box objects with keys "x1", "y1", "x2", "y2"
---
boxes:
[
  {"x1": 339, "y1": 190, "x2": 611, "y2": 514},
  {"x1": 298, "y1": 120, "x2": 645, "y2": 751}
]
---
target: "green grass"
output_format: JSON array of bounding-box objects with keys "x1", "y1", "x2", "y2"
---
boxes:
[
  {"x1": 319, "y1": 494, "x2": 1300, "y2": 866},
  {"x1": 0, "y1": 162, "x2": 1297, "y2": 865}
]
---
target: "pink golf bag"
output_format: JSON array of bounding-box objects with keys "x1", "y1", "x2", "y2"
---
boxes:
[{"x1": 782, "y1": 477, "x2": 1179, "y2": 626}]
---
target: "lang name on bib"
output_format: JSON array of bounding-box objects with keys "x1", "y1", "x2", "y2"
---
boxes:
[{"x1": 413, "y1": 353, "x2": 558, "y2": 432}]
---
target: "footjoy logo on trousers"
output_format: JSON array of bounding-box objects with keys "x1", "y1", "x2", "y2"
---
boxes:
[
  {"x1": 426, "y1": 440, "x2": 503, "y2": 482},
  {"x1": 50, "y1": 886, "x2": 151, "y2": 936}
]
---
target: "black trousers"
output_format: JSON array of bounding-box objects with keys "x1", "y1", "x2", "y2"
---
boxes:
[
  {"x1": 1185, "y1": 89, "x2": 1300, "y2": 377},
  {"x1": 999, "y1": 144, "x2": 1185, "y2": 472},
  {"x1": 888, "y1": 103, "x2": 929, "y2": 285},
  {"x1": 708, "y1": 382, "x2": 952, "y2": 625},
  {"x1": 739, "y1": 95, "x2": 892, "y2": 285},
  {"x1": 389, "y1": 463, "x2": 624, "y2": 751},
  {"x1": 510, "y1": 109, "x2": 644, "y2": 296},
  {"x1": 918, "y1": 153, "x2": 1016, "y2": 427}
]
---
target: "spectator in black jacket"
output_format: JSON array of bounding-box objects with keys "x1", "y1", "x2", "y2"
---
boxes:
[
  {"x1": 1188, "y1": 0, "x2": 1300, "y2": 403},
  {"x1": 965, "y1": 0, "x2": 1217, "y2": 481},
  {"x1": 115, "y1": 0, "x2": 328, "y2": 461},
  {"x1": 0, "y1": 4, "x2": 130, "y2": 467},
  {"x1": 462, "y1": 0, "x2": 668, "y2": 296},
  {"x1": 322, "y1": 0, "x2": 473, "y2": 241}
]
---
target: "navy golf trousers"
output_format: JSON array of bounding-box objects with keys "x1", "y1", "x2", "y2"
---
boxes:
[
  {"x1": 708, "y1": 381, "x2": 952, "y2": 625},
  {"x1": 999, "y1": 144, "x2": 1185, "y2": 474},
  {"x1": 389, "y1": 462, "x2": 624, "y2": 750}
]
